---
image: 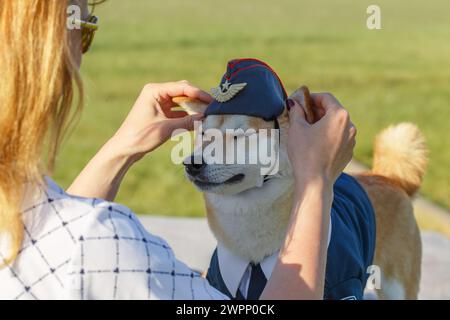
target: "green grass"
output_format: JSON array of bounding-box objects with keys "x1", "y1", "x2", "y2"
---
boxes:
[{"x1": 54, "y1": 0, "x2": 450, "y2": 216}]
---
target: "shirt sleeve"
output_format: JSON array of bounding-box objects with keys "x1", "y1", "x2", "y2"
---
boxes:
[
  {"x1": 324, "y1": 278, "x2": 364, "y2": 300},
  {"x1": 63, "y1": 201, "x2": 228, "y2": 300}
]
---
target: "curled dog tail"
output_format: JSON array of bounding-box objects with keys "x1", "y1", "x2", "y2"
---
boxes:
[{"x1": 372, "y1": 123, "x2": 428, "y2": 196}]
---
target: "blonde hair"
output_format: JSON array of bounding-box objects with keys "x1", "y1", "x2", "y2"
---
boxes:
[{"x1": 0, "y1": 0, "x2": 83, "y2": 265}]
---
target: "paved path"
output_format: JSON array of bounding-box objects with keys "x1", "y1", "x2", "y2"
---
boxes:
[{"x1": 139, "y1": 215, "x2": 450, "y2": 300}]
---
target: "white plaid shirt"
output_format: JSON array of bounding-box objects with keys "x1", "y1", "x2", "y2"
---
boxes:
[{"x1": 0, "y1": 178, "x2": 228, "y2": 300}]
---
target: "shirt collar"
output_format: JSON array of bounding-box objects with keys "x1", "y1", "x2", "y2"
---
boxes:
[
  {"x1": 217, "y1": 243, "x2": 251, "y2": 297},
  {"x1": 217, "y1": 215, "x2": 332, "y2": 297},
  {"x1": 45, "y1": 176, "x2": 65, "y2": 194}
]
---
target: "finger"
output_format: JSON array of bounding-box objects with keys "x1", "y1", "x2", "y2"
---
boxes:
[
  {"x1": 349, "y1": 121, "x2": 357, "y2": 140},
  {"x1": 310, "y1": 92, "x2": 343, "y2": 113},
  {"x1": 155, "y1": 82, "x2": 212, "y2": 118},
  {"x1": 351, "y1": 137, "x2": 356, "y2": 149},
  {"x1": 162, "y1": 81, "x2": 213, "y2": 104},
  {"x1": 165, "y1": 109, "x2": 190, "y2": 119},
  {"x1": 184, "y1": 86, "x2": 213, "y2": 104},
  {"x1": 347, "y1": 122, "x2": 357, "y2": 152},
  {"x1": 166, "y1": 113, "x2": 205, "y2": 132},
  {"x1": 287, "y1": 99, "x2": 308, "y2": 125},
  {"x1": 349, "y1": 138, "x2": 356, "y2": 157}
]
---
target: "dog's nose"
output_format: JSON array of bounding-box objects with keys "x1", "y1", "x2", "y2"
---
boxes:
[{"x1": 183, "y1": 155, "x2": 206, "y2": 176}]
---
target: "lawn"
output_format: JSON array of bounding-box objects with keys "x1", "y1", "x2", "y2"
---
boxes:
[{"x1": 54, "y1": 0, "x2": 450, "y2": 216}]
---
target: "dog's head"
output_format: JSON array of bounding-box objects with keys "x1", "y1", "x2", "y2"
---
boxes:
[
  {"x1": 186, "y1": 113, "x2": 290, "y2": 195},
  {"x1": 175, "y1": 86, "x2": 318, "y2": 197}
]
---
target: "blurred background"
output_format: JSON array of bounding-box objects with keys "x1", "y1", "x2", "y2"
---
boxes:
[{"x1": 55, "y1": 0, "x2": 450, "y2": 219}]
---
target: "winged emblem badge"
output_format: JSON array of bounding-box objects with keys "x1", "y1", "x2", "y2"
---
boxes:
[{"x1": 210, "y1": 80, "x2": 247, "y2": 103}]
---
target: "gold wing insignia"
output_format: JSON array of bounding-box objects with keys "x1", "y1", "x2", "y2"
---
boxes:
[{"x1": 210, "y1": 82, "x2": 247, "y2": 103}]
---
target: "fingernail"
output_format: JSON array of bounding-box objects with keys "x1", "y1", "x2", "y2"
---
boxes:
[{"x1": 286, "y1": 99, "x2": 295, "y2": 111}]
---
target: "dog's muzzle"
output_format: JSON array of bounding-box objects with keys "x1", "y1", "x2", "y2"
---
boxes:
[{"x1": 183, "y1": 156, "x2": 246, "y2": 187}]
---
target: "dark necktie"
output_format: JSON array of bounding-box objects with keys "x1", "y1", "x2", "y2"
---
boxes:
[{"x1": 246, "y1": 263, "x2": 267, "y2": 300}]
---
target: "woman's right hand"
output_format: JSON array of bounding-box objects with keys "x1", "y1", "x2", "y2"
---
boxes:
[
  {"x1": 286, "y1": 93, "x2": 357, "y2": 185},
  {"x1": 262, "y1": 93, "x2": 356, "y2": 300}
]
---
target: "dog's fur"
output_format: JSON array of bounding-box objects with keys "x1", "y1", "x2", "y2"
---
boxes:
[{"x1": 177, "y1": 93, "x2": 427, "y2": 300}]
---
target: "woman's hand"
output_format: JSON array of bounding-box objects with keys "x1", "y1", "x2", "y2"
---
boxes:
[
  {"x1": 287, "y1": 93, "x2": 356, "y2": 185},
  {"x1": 262, "y1": 93, "x2": 356, "y2": 300},
  {"x1": 111, "y1": 80, "x2": 211, "y2": 162},
  {"x1": 67, "y1": 81, "x2": 211, "y2": 201}
]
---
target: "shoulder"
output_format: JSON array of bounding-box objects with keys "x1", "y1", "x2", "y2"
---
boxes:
[
  {"x1": 42, "y1": 182, "x2": 227, "y2": 300},
  {"x1": 3, "y1": 179, "x2": 227, "y2": 300},
  {"x1": 41, "y1": 177, "x2": 168, "y2": 247}
]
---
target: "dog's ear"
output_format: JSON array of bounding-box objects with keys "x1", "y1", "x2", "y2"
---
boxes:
[
  {"x1": 172, "y1": 97, "x2": 209, "y2": 115},
  {"x1": 289, "y1": 86, "x2": 320, "y2": 124}
]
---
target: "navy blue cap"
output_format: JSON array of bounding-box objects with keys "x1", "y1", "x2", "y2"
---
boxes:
[{"x1": 205, "y1": 59, "x2": 288, "y2": 121}]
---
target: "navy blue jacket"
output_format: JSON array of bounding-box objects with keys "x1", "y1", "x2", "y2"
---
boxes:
[{"x1": 206, "y1": 173, "x2": 376, "y2": 300}]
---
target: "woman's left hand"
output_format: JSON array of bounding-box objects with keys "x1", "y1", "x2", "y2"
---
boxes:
[
  {"x1": 67, "y1": 81, "x2": 211, "y2": 201},
  {"x1": 112, "y1": 80, "x2": 211, "y2": 162}
]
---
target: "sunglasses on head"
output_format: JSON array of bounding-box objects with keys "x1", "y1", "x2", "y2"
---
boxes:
[
  {"x1": 75, "y1": 0, "x2": 107, "y2": 54},
  {"x1": 75, "y1": 14, "x2": 99, "y2": 54}
]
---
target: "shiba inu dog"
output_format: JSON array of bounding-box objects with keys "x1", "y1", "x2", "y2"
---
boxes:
[{"x1": 173, "y1": 59, "x2": 427, "y2": 300}]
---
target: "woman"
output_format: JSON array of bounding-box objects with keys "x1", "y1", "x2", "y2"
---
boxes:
[{"x1": 0, "y1": 0, "x2": 355, "y2": 299}]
